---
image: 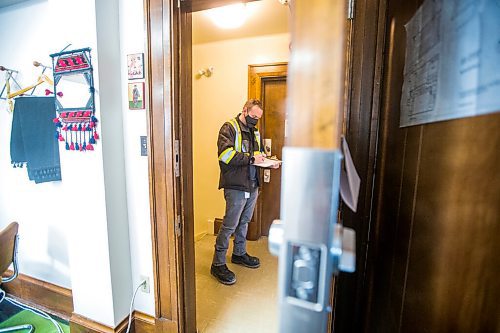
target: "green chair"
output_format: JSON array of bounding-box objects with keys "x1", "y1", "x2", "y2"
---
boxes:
[{"x1": 0, "y1": 222, "x2": 34, "y2": 333}]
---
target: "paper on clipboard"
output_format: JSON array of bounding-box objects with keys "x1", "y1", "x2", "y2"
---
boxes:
[
  {"x1": 340, "y1": 137, "x2": 361, "y2": 212},
  {"x1": 254, "y1": 157, "x2": 281, "y2": 168}
]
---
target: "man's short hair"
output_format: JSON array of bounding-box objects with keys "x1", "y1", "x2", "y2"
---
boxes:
[{"x1": 243, "y1": 99, "x2": 262, "y2": 111}]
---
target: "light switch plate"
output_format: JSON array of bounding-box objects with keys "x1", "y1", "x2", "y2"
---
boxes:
[{"x1": 140, "y1": 136, "x2": 147, "y2": 156}]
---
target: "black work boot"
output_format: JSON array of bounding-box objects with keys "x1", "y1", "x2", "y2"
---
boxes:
[
  {"x1": 210, "y1": 264, "x2": 236, "y2": 285},
  {"x1": 231, "y1": 253, "x2": 260, "y2": 268}
]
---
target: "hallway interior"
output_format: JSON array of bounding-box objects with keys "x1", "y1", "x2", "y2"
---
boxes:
[{"x1": 195, "y1": 235, "x2": 278, "y2": 333}]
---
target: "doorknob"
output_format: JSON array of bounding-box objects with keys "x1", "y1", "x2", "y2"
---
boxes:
[{"x1": 267, "y1": 147, "x2": 356, "y2": 333}]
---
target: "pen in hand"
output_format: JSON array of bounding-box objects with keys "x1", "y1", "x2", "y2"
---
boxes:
[{"x1": 254, "y1": 154, "x2": 266, "y2": 164}]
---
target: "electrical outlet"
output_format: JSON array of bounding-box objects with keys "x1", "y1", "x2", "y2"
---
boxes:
[{"x1": 140, "y1": 275, "x2": 150, "y2": 293}]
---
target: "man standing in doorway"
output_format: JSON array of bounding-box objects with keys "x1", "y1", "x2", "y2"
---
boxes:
[{"x1": 211, "y1": 99, "x2": 278, "y2": 285}]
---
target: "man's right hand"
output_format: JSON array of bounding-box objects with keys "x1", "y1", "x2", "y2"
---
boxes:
[{"x1": 253, "y1": 154, "x2": 266, "y2": 164}]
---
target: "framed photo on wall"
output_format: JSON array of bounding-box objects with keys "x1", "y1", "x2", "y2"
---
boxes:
[
  {"x1": 128, "y1": 82, "x2": 145, "y2": 110},
  {"x1": 127, "y1": 53, "x2": 144, "y2": 79}
]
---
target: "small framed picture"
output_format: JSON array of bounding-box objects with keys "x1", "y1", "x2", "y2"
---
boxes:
[
  {"x1": 127, "y1": 53, "x2": 144, "y2": 79},
  {"x1": 128, "y1": 82, "x2": 145, "y2": 110}
]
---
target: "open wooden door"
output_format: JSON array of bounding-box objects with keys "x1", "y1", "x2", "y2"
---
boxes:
[
  {"x1": 334, "y1": 0, "x2": 500, "y2": 332},
  {"x1": 268, "y1": 1, "x2": 348, "y2": 332},
  {"x1": 364, "y1": 1, "x2": 500, "y2": 332}
]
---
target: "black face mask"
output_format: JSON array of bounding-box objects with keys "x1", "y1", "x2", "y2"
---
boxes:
[{"x1": 245, "y1": 115, "x2": 258, "y2": 128}]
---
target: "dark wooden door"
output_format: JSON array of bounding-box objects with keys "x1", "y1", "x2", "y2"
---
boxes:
[
  {"x1": 259, "y1": 77, "x2": 287, "y2": 236},
  {"x1": 246, "y1": 63, "x2": 287, "y2": 240},
  {"x1": 361, "y1": 1, "x2": 500, "y2": 332}
]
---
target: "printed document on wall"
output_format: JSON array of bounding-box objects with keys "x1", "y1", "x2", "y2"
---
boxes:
[{"x1": 400, "y1": 0, "x2": 500, "y2": 127}]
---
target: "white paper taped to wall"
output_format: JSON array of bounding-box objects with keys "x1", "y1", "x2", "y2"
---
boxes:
[{"x1": 400, "y1": 0, "x2": 500, "y2": 127}]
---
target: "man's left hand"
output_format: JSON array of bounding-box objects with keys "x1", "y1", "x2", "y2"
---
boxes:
[{"x1": 270, "y1": 162, "x2": 281, "y2": 169}]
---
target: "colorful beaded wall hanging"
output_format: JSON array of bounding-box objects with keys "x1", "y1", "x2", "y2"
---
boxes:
[{"x1": 50, "y1": 48, "x2": 98, "y2": 151}]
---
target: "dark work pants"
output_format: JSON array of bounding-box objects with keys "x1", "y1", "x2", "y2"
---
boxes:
[{"x1": 212, "y1": 188, "x2": 259, "y2": 266}]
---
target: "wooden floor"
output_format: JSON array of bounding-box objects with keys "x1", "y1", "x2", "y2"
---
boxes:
[{"x1": 195, "y1": 234, "x2": 279, "y2": 333}]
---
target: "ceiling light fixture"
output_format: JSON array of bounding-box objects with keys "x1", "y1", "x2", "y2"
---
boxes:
[{"x1": 205, "y1": 3, "x2": 249, "y2": 29}]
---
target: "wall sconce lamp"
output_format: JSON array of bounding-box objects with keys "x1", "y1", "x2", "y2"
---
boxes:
[{"x1": 196, "y1": 67, "x2": 214, "y2": 79}]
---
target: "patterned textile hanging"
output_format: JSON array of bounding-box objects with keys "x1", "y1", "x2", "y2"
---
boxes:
[{"x1": 50, "y1": 48, "x2": 99, "y2": 152}]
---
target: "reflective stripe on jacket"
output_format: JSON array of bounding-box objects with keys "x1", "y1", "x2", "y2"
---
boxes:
[
  {"x1": 218, "y1": 117, "x2": 261, "y2": 164},
  {"x1": 217, "y1": 115, "x2": 263, "y2": 192}
]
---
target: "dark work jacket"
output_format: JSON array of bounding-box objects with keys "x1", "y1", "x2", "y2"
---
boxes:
[{"x1": 217, "y1": 115, "x2": 264, "y2": 192}]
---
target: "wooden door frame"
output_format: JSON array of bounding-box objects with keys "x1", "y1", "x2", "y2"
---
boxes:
[
  {"x1": 247, "y1": 62, "x2": 288, "y2": 241},
  {"x1": 145, "y1": 0, "x2": 353, "y2": 332},
  {"x1": 144, "y1": 1, "x2": 257, "y2": 332},
  {"x1": 144, "y1": 0, "x2": 194, "y2": 331}
]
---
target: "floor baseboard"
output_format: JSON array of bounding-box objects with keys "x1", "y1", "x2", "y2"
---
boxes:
[
  {"x1": 195, "y1": 231, "x2": 207, "y2": 242},
  {"x1": 1, "y1": 271, "x2": 156, "y2": 333},
  {"x1": 70, "y1": 311, "x2": 156, "y2": 333},
  {"x1": 2, "y1": 271, "x2": 73, "y2": 320}
]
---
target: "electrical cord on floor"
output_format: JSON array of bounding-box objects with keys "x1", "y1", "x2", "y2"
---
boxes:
[
  {"x1": 0, "y1": 286, "x2": 63, "y2": 333},
  {"x1": 125, "y1": 279, "x2": 147, "y2": 333}
]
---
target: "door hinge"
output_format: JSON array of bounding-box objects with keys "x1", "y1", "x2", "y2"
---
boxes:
[
  {"x1": 174, "y1": 139, "x2": 180, "y2": 177},
  {"x1": 175, "y1": 215, "x2": 182, "y2": 236},
  {"x1": 348, "y1": 0, "x2": 355, "y2": 20}
]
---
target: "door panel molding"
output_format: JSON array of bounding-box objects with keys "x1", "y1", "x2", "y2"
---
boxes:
[{"x1": 248, "y1": 62, "x2": 288, "y2": 99}]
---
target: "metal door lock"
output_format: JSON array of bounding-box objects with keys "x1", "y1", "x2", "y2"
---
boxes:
[
  {"x1": 267, "y1": 147, "x2": 357, "y2": 333},
  {"x1": 269, "y1": 221, "x2": 356, "y2": 274}
]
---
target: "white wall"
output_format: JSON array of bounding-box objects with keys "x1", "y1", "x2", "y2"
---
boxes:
[
  {"x1": 0, "y1": 0, "x2": 72, "y2": 289},
  {"x1": 95, "y1": 0, "x2": 134, "y2": 324},
  {"x1": 0, "y1": 0, "x2": 155, "y2": 325},
  {"x1": 0, "y1": 0, "x2": 118, "y2": 325},
  {"x1": 192, "y1": 33, "x2": 290, "y2": 238},
  {"x1": 118, "y1": 0, "x2": 155, "y2": 316}
]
